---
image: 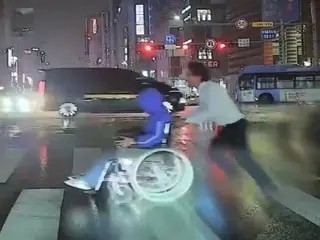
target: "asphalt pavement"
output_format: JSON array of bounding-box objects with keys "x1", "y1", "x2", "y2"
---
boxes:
[{"x1": 0, "y1": 115, "x2": 320, "y2": 240}]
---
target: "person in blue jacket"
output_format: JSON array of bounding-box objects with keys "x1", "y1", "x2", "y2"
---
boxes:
[{"x1": 64, "y1": 88, "x2": 173, "y2": 191}]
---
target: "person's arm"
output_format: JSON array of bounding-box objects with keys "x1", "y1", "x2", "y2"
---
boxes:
[
  {"x1": 135, "y1": 121, "x2": 166, "y2": 148},
  {"x1": 185, "y1": 105, "x2": 210, "y2": 124},
  {"x1": 185, "y1": 85, "x2": 211, "y2": 124}
]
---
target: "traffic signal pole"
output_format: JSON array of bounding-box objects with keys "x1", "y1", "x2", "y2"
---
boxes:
[
  {"x1": 310, "y1": 0, "x2": 318, "y2": 65},
  {"x1": 280, "y1": 19, "x2": 286, "y2": 64},
  {"x1": 189, "y1": 20, "x2": 311, "y2": 65}
]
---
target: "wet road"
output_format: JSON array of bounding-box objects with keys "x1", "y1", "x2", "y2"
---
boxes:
[{"x1": 0, "y1": 116, "x2": 320, "y2": 240}]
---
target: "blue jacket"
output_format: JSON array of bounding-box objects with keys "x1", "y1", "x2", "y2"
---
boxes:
[{"x1": 135, "y1": 88, "x2": 172, "y2": 148}]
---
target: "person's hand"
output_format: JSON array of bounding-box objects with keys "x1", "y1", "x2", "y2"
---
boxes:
[{"x1": 115, "y1": 137, "x2": 135, "y2": 148}]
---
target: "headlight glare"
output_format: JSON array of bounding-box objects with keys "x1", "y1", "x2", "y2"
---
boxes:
[{"x1": 17, "y1": 97, "x2": 30, "y2": 112}]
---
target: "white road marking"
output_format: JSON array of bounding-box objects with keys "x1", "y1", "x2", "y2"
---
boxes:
[
  {"x1": 0, "y1": 189, "x2": 64, "y2": 240},
  {"x1": 273, "y1": 186, "x2": 320, "y2": 226},
  {"x1": 0, "y1": 148, "x2": 25, "y2": 183}
]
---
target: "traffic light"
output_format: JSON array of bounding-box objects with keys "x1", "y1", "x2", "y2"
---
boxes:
[
  {"x1": 182, "y1": 45, "x2": 189, "y2": 50},
  {"x1": 40, "y1": 51, "x2": 46, "y2": 63},
  {"x1": 144, "y1": 44, "x2": 152, "y2": 51},
  {"x1": 217, "y1": 42, "x2": 226, "y2": 50},
  {"x1": 138, "y1": 42, "x2": 164, "y2": 56}
]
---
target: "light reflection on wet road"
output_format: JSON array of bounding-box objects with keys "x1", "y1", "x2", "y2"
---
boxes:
[{"x1": 0, "y1": 117, "x2": 320, "y2": 240}]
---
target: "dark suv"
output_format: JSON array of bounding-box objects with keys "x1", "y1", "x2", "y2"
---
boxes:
[{"x1": 41, "y1": 68, "x2": 186, "y2": 113}]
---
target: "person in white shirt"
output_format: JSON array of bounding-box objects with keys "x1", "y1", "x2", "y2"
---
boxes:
[{"x1": 185, "y1": 61, "x2": 276, "y2": 195}]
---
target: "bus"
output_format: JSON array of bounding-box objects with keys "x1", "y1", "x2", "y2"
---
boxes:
[
  {"x1": 39, "y1": 68, "x2": 186, "y2": 112},
  {"x1": 237, "y1": 65, "x2": 320, "y2": 104}
]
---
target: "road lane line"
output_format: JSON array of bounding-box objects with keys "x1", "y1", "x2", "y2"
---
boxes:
[
  {"x1": 273, "y1": 186, "x2": 320, "y2": 226},
  {"x1": 0, "y1": 189, "x2": 64, "y2": 240},
  {"x1": 72, "y1": 148, "x2": 102, "y2": 175},
  {"x1": 0, "y1": 148, "x2": 24, "y2": 183}
]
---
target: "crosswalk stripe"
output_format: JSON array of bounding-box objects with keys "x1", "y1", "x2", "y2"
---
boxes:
[
  {"x1": 72, "y1": 148, "x2": 102, "y2": 175},
  {"x1": 273, "y1": 186, "x2": 320, "y2": 226},
  {"x1": 0, "y1": 189, "x2": 64, "y2": 240},
  {"x1": 0, "y1": 148, "x2": 25, "y2": 183}
]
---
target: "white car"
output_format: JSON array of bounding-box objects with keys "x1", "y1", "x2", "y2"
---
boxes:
[{"x1": 1, "y1": 94, "x2": 41, "y2": 113}]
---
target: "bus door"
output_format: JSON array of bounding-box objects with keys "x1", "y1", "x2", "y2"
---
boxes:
[{"x1": 238, "y1": 76, "x2": 255, "y2": 102}]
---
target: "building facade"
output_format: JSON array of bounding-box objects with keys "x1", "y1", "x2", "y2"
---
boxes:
[
  {"x1": 114, "y1": 0, "x2": 156, "y2": 77},
  {"x1": 301, "y1": 0, "x2": 320, "y2": 65},
  {"x1": 225, "y1": 0, "x2": 264, "y2": 74},
  {"x1": 1, "y1": 0, "x2": 109, "y2": 86},
  {"x1": 151, "y1": 0, "x2": 186, "y2": 82},
  {"x1": 181, "y1": 0, "x2": 227, "y2": 78},
  {"x1": 0, "y1": 0, "x2": 8, "y2": 85},
  {"x1": 225, "y1": 0, "x2": 320, "y2": 75}
]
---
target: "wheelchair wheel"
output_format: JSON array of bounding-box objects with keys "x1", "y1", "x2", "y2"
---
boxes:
[{"x1": 130, "y1": 148, "x2": 194, "y2": 203}]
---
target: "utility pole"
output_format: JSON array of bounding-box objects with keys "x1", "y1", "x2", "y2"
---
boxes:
[
  {"x1": 280, "y1": 19, "x2": 286, "y2": 64},
  {"x1": 310, "y1": 0, "x2": 318, "y2": 65}
]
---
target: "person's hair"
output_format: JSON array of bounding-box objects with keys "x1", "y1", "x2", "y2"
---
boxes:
[{"x1": 187, "y1": 61, "x2": 210, "y2": 82}]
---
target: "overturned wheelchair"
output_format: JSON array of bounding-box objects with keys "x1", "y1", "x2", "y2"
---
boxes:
[{"x1": 84, "y1": 147, "x2": 194, "y2": 204}]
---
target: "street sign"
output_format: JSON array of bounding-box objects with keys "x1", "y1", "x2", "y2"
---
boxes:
[
  {"x1": 24, "y1": 49, "x2": 32, "y2": 55},
  {"x1": 164, "y1": 44, "x2": 177, "y2": 49},
  {"x1": 207, "y1": 60, "x2": 219, "y2": 68},
  {"x1": 235, "y1": 18, "x2": 248, "y2": 30},
  {"x1": 237, "y1": 38, "x2": 250, "y2": 48},
  {"x1": 205, "y1": 38, "x2": 217, "y2": 49},
  {"x1": 165, "y1": 34, "x2": 176, "y2": 45},
  {"x1": 260, "y1": 29, "x2": 277, "y2": 40},
  {"x1": 6, "y1": 47, "x2": 14, "y2": 68},
  {"x1": 252, "y1": 21, "x2": 274, "y2": 28}
]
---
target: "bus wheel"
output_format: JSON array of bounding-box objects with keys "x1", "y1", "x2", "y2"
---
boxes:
[{"x1": 258, "y1": 94, "x2": 274, "y2": 104}]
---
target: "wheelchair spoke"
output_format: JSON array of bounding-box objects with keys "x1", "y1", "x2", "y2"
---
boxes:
[{"x1": 135, "y1": 163, "x2": 180, "y2": 191}]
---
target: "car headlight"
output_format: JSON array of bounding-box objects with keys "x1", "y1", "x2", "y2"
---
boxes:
[
  {"x1": 17, "y1": 97, "x2": 30, "y2": 112},
  {"x1": 2, "y1": 97, "x2": 12, "y2": 112},
  {"x1": 2, "y1": 97, "x2": 12, "y2": 107}
]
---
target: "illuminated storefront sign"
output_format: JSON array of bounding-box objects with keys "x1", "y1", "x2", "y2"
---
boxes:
[
  {"x1": 92, "y1": 18, "x2": 97, "y2": 34},
  {"x1": 135, "y1": 4, "x2": 145, "y2": 35}
]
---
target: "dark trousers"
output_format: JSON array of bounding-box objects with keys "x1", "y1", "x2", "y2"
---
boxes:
[
  {"x1": 209, "y1": 118, "x2": 274, "y2": 190},
  {"x1": 195, "y1": 119, "x2": 275, "y2": 238}
]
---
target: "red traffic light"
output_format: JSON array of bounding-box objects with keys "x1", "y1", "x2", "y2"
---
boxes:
[
  {"x1": 144, "y1": 44, "x2": 152, "y2": 51},
  {"x1": 217, "y1": 43, "x2": 226, "y2": 49},
  {"x1": 182, "y1": 45, "x2": 189, "y2": 50}
]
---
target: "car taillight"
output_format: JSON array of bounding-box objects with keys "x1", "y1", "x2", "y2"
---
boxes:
[{"x1": 38, "y1": 81, "x2": 45, "y2": 96}]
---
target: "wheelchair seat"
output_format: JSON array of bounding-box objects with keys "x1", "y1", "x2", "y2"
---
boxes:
[{"x1": 125, "y1": 122, "x2": 172, "y2": 149}]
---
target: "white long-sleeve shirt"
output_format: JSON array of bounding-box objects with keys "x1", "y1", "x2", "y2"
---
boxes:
[{"x1": 186, "y1": 81, "x2": 244, "y2": 126}]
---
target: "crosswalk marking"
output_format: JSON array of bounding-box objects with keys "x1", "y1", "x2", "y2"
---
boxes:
[
  {"x1": 0, "y1": 189, "x2": 64, "y2": 240},
  {"x1": 0, "y1": 143, "x2": 320, "y2": 239},
  {"x1": 273, "y1": 186, "x2": 320, "y2": 226},
  {"x1": 72, "y1": 148, "x2": 102, "y2": 175},
  {"x1": 0, "y1": 148, "x2": 24, "y2": 183}
]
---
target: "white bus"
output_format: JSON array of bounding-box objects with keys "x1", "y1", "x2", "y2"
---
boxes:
[{"x1": 238, "y1": 65, "x2": 320, "y2": 104}]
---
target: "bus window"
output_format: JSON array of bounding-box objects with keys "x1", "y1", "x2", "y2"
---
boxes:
[
  {"x1": 239, "y1": 74, "x2": 254, "y2": 90},
  {"x1": 38, "y1": 81, "x2": 45, "y2": 96},
  {"x1": 256, "y1": 76, "x2": 275, "y2": 89},
  {"x1": 315, "y1": 76, "x2": 320, "y2": 87},
  {"x1": 295, "y1": 76, "x2": 314, "y2": 89},
  {"x1": 276, "y1": 75, "x2": 294, "y2": 89}
]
